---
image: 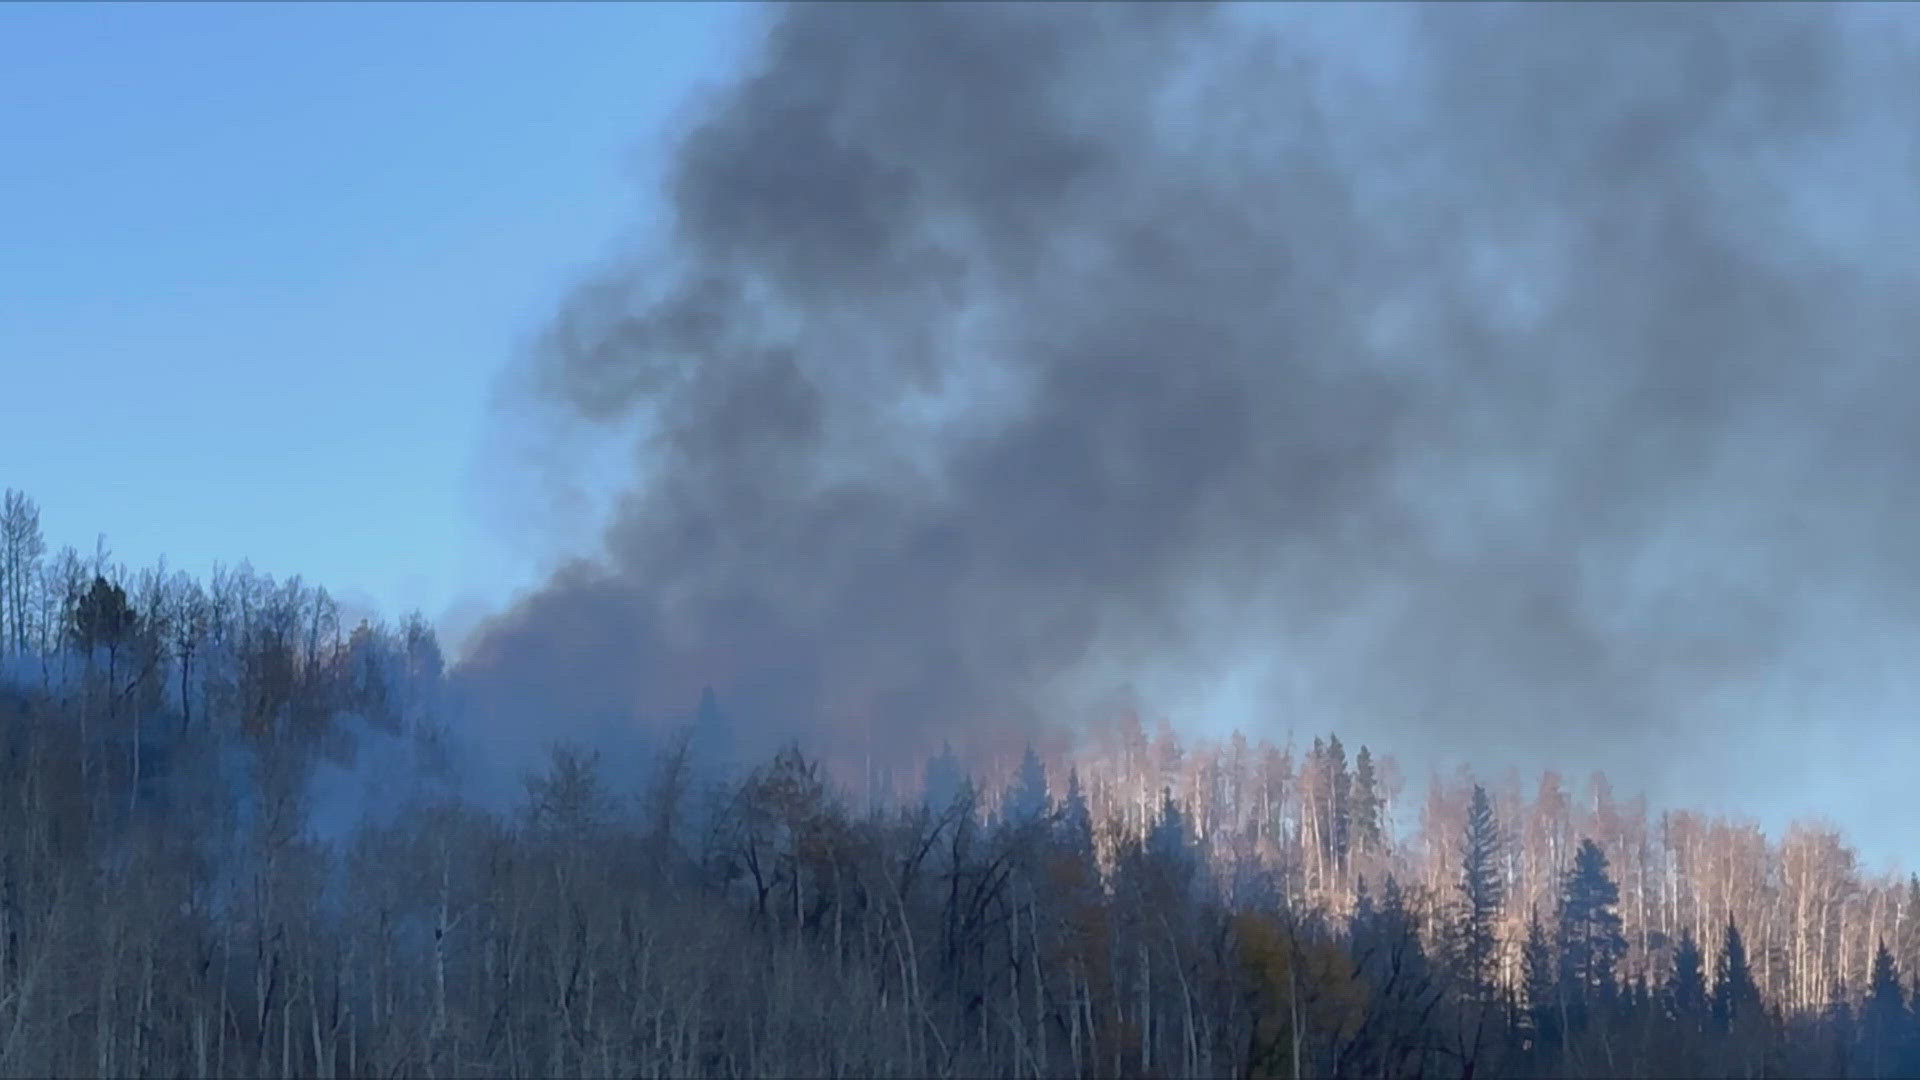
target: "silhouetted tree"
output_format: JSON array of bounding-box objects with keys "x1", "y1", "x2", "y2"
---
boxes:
[
  {"x1": 1713, "y1": 914, "x2": 1763, "y2": 1032},
  {"x1": 68, "y1": 574, "x2": 137, "y2": 657},
  {"x1": 1668, "y1": 924, "x2": 1709, "y2": 1028},
  {"x1": 1861, "y1": 939, "x2": 1910, "y2": 1078},
  {"x1": 1522, "y1": 907, "x2": 1561, "y2": 1053},
  {"x1": 1558, "y1": 838, "x2": 1625, "y2": 1012},
  {"x1": 1003, "y1": 741, "x2": 1050, "y2": 826},
  {"x1": 1327, "y1": 734, "x2": 1351, "y2": 865},
  {"x1": 922, "y1": 739, "x2": 968, "y2": 812},
  {"x1": 1457, "y1": 783, "x2": 1504, "y2": 998},
  {"x1": 1352, "y1": 745, "x2": 1384, "y2": 853},
  {"x1": 1058, "y1": 765, "x2": 1094, "y2": 857}
]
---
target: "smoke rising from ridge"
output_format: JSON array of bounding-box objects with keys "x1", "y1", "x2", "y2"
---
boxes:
[{"x1": 461, "y1": 2, "x2": 1920, "y2": 831}]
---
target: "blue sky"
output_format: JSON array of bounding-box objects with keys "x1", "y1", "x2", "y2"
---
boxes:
[{"x1": 3, "y1": 1, "x2": 752, "y2": 635}]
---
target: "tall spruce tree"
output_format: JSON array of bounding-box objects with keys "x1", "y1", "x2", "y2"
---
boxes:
[
  {"x1": 1146, "y1": 787, "x2": 1198, "y2": 898},
  {"x1": 1327, "y1": 734, "x2": 1352, "y2": 864},
  {"x1": 1457, "y1": 784, "x2": 1505, "y2": 998},
  {"x1": 1522, "y1": 907, "x2": 1560, "y2": 1052},
  {"x1": 1352, "y1": 745, "x2": 1384, "y2": 853},
  {"x1": 1002, "y1": 742, "x2": 1051, "y2": 826},
  {"x1": 1557, "y1": 838, "x2": 1626, "y2": 1008},
  {"x1": 1712, "y1": 914, "x2": 1762, "y2": 1032},
  {"x1": 1059, "y1": 766, "x2": 1093, "y2": 851},
  {"x1": 1862, "y1": 939, "x2": 1910, "y2": 1078},
  {"x1": 922, "y1": 740, "x2": 968, "y2": 812},
  {"x1": 1667, "y1": 924, "x2": 1708, "y2": 1027}
]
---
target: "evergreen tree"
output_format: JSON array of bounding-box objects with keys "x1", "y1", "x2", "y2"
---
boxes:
[
  {"x1": 1868, "y1": 939, "x2": 1904, "y2": 1020},
  {"x1": 1050, "y1": 766, "x2": 1102, "y2": 914},
  {"x1": 1557, "y1": 838, "x2": 1625, "y2": 1008},
  {"x1": 68, "y1": 573, "x2": 138, "y2": 655},
  {"x1": 1667, "y1": 924, "x2": 1708, "y2": 1027},
  {"x1": 1327, "y1": 733, "x2": 1352, "y2": 864},
  {"x1": 1457, "y1": 783, "x2": 1505, "y2": 997},
  {"x1": 921, "y1": 740, "x2": 970, "y2": 812},
  {"x1": 1058, "y1": 766, "x2": 1094, "y2": 855},
  {"x1": 1002, "y1": 741, "x2": 1051, "y2": 826},
  {"x1": 1145, "y1": 787, "x2": 1198, "y2": 899},
  {"x1": 1352, "y1": 745, "x2": 1384, "y2": 852},
  {"x1": 1147, "y1": 787, "x2": 1191, "y2": 862},
  {"x1": 1712, "y1": 914, "x2": 1762, "y2": 1032},
  {"x1": 1829, "y1": 992, "x2": 1859, "y2": 1078},
  {"x1": 1862, "y1": 939, "x2": 1910, "y2": 1079},
  {"x1": 1522, "y1": 907, "x2": 1560, "y2": 1052}
]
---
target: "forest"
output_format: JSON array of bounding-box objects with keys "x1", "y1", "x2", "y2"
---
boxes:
[{"x1": 0, "y1": 484, "x2": 1916, "y2": 1079}]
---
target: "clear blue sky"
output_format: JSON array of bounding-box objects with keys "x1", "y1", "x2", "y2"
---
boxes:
[{"x1": 2, "y1": 1, "x2": 752, "y2": 635}]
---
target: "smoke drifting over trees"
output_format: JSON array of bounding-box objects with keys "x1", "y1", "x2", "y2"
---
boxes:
[
  {"x1": 16, "y1": 1, "x2": 1920, "y2": 1074},
  {"x1": 464, "y1": 2, "x2": 1920, "y2": 837},
  {"x1": 4, "y1": 483, "x2": 1920, "y2": 1077}
]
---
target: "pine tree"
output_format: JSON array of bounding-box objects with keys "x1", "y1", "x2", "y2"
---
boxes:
[
  {"x1": 1557, "y1": 838, "x2": 1625, "y2": 1008},
  {"x1": 1830, "y1": 992, "x2": 1859, "y2": 1077},
  {"x1": 1522, "y1": 907, "x2": 1560, "y2": 1052},
  {"x1": 1050, "y1": 766, "x2": 1102, "y2": 906},
  {"x1": 1457, "y1": 783, "x2": 1505, "y2": 998},
  {"x1": 921, "y1": 740, "x2": 970, "y2": 812},
  {"x1": 1667, "y1": 924, "x2": 1708, "y2": 1027},
  {"x1": 1352, "y1": 745, "x2": 1384, "y2": 853},
  {"x1": 1712, "y1": 914, "x2": 1762, "y2": 1032},
  {"x1": 1059, "y1": 766, "x2": 1094, "y2": 853},
  {"x1": 68, "y1": 574, "x2": 139, "y2": 655},
  {"x1": 1862, "y1": 939, "x2": 1909, "y2": 1079},
  {"x1": 1868, "y1": 940, "x2": 1904, "y2": 1018},
  {"x1": 1002, "y1": 742, "x2": 1051, "y2": 826},
  {"x1": 1146, "y1": 787, "x2": 1197, "y2": 898},
  {"x1": 1327, "y1": 734, "x2": 1352, "y2": 864},
  {"x1": 1147, "y1": 787, "x2": 1191, "y2": 863}
]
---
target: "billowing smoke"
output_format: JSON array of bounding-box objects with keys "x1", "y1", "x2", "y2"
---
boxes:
[{"x1": 459, "y1": 2, "x2": 1920, "y2": 834}]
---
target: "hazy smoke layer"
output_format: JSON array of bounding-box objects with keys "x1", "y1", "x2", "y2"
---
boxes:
[{"x1": 463, "y1": 2, "x2": 1920, "y2": 819}]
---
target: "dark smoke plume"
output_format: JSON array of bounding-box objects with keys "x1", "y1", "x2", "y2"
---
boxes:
[{"x1": 461, "y1": 2, "x2": 1920, "y2": 837}]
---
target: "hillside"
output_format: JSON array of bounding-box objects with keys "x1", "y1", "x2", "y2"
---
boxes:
[{"x1": 1, "y1": 488, "x2": 1916, "y2": 1077}]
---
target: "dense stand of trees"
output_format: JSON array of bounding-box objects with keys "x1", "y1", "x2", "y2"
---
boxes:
[{"x1": 2, "y1": 486, "x2": 1918, "y2": 1078}]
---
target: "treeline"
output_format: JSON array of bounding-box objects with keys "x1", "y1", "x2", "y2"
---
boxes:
[
  {"x1": 1, "y1": 485, "x2": 1917, "y2": 1078},
  {"x1": 0, "y1": 489, "x2": 442, "y2": 740},
  {"x1": 1033, "y1": 719, "x2": 1920, "y2": 1025}
]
